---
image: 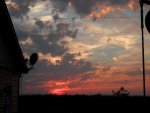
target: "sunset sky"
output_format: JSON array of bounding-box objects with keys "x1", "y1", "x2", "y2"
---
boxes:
[{"x1": 6, "y1": 0, "x2": 150, "y2": 96}]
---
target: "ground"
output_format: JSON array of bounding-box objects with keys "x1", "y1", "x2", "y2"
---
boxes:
[{"x1": 19, "y1": 95, "x2": 150, "y2": 113}]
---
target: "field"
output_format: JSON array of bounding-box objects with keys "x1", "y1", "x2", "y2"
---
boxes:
[{"x1": 19, "y1": 95, "x2": 150, "y2": 113}]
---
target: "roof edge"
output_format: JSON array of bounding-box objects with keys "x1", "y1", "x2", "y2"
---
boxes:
[{"x1": 1, "y1": 0, "x2": 28, "y2": 74}]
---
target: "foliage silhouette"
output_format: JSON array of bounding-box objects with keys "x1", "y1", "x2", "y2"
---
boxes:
[{"x1": 112, "y1": 87, "x2": 130, "y2": 96}]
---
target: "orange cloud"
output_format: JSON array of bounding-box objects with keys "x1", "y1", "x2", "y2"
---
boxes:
[
  {"x1": 44, "y1": 80, "x2": 71, "y2": 88},
  {"x1": 38, "y1": 52, "x2": 63, "y2": 65},
  {"x1": 88, "y1": 4, "x2": 125, "y2": 20},
  {"x1": 128, "y1": 0, "x2": 138, "y2": 10},
  {"x1": 8, "y1": 2, "x2": 20, "y2": 11},
  {"x1": 89, "y1": 5, "x2": 119, "y2": 20},
  {"x1": 89, "y1": 0, "x2": 138, "y2": 20}
]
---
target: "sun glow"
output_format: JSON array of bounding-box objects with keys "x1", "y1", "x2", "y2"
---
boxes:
[{"x1": 49, "y1": 88, "x2": 70, "y2": 95}]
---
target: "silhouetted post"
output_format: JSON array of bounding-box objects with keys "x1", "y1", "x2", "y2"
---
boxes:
[
  {"x1": 140, "y1": 0, "x2": 150, "y2": 97},
  {"x1": 140, "y1": 0, "x2": 146, "y2": 97}
]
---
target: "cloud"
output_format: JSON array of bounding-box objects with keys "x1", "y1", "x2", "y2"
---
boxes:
[
  {"x1": 16, "y1": 29, "x2": 30, "y2": 40},
  {"x1": 13, "y1": 17, "x2": 79, "y2": 56},
  {"x1": 35, "y1": 19, "x2": 45, "y2": 30},
  {"x1": 8, "y1": 2, "x2": 20, "y2": 11},
  {"x1": 27, "y1": 52, "x2": 94, "y2": 81},
  {"x1": 7, "y1": 0, "x2": 46, "y2": 18},
  {"x1": 49, "y1": 0, "x2": 137, "y2": 17},
  {"x1": 7, "y1": 0, "x2": 138, "y2": 20},
  {"x1": 108, "y1": 0, "x2": 130, "y2": 5},
  {"x1": 7, "y1": 0, "x2": 150, "y2": 95},
  {"x1": 50, "y1": 0, "x2": 69, "y2": 12},
  {"x1": 7, "y1": 0, "x2": 33, "y2": 18},
  {"x1": 19, "y1": 38, "x2": 33, "y2": 46},
  {"x1": 31, "y1": 22, "x2": 79, "y2": 56},
  {"x1": 22, "y1": 52, "x2": 95, "y2": 94},
  {"x1": 44, "y1": 53, "x2": 94, "y2": 79}
]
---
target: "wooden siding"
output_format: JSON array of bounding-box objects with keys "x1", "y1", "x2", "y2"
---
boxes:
[
  {"x1": 0, "y1": 1, "x2": 29, "y2": 113},
  {"x1": 0, "y1": 30, "x2": 21, "y2": 113},
  {"x1": 0, "y1": 34, "x2": 18, "y2": 71},
  {"x1": 0, "y1": 69, "x2": 20, "y2": 113}
]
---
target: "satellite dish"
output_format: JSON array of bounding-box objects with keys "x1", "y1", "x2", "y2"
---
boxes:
[
  {"x1": 29, "y1": 53, "x2": 38, "y2": 65},
  {"x1": 145, "y1": 10, "x2": 150, "y2": 33}
]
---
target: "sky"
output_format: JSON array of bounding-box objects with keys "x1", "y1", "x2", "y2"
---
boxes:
[{"x1": 5, "y1": 0, "x2": 150, "y2": 96}]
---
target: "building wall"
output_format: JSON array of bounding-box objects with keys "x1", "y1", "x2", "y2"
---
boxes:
[
  {"x1": 0, "y1": 33, "x2": 18, "y2": 71},
  {"x1": 0, "y1": 68, "x2": 20, "y2": 113},
  {"x1": 0, "y1": 32, "x2": 21, "y2": 113},
  {"x1": 0, "y1": 1, "x2": 27, "y2": 113}
]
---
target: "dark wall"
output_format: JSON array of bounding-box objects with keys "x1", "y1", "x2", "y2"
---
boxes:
[
  {"x1": 0, "y1": 33, "x2": 19, "y2": 72},
  {"x1": 0, "y1": 69, "x2": 20, "y2": 113},
  {"x1": 0, "y1": 1, "x2": 24, "y2": 113},
  {"x1": 0, "y1": 0, "x2": 28, "y2": 74}
]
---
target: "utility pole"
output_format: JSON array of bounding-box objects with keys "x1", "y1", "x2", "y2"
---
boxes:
[
  {"x1": 140, "y1": 0, "x2": 150, "y2": 97},
  {"x1": 140, "y1": 0, "x2": 146, "y2": 97}
]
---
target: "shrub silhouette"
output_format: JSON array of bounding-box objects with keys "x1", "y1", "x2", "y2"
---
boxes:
[{"x1": 112, "y1": 87, "x2": 130, "y2": 96}]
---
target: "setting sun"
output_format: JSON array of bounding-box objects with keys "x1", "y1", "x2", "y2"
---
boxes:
[{"x1": 49, "y1": 88, "x2": 70, "y2": 95}]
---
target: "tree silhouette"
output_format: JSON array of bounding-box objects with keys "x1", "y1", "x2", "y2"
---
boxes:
[{"x1": 112, "y1": 87, "x2": 130, "y2": 96}]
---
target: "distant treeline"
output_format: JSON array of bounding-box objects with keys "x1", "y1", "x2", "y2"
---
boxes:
[{"x1": 19, "y1": 95, "x2": 150, "y2": 113}]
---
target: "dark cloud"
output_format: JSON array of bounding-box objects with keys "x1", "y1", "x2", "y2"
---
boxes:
[
  {"x1": 48, "y1": 53, "x2": 93, "y2": 75},
  {"x1": 13, "y1": 23, "x2": 66, "y2": 56},
  {"x1": 72, "y1": 0, "x2": 133, "y2": 15},
  {"x1": 34, "y1": 53, "x2": 94, "y2": 80},
  {"x1": 16, "y1": 29, "x2": 30, "y2": 40},
  {"x1": 13, "y1": 28, "x2": 35, "y2": 53},
  {"x1": 50, "y1": 0, "x2": 96, "y2": 15},
  {"x1": 14, "y1": 19, "x2": 78, "y2": 56},
  {"x1": 26, "y1": 31, "x2": 67, "y2": 56},
  {"x1": 7, "y1": 0, "x2": 133, "y2": 19},
  {"x1": 72, "y1": 0, "x2": 97, "y2": 15},
  {"x1": 112, "y1": 68, "x2": 142, "y2": 76},
  {"x1": 31, "y1": 22, "x2": 78, "y2": 56},
  {"x1": 50, "y1": 0, "x2": 68, "y2": 12},
  {"x1": 125, "y1": 69, "x2": 144, "y2": 76},
  {"x1": 50, "y1": 0, "x2": 133, "y2": 16},
  {"x1": 127, "y1": 69, "x2": 141, "y2": 76},
  {"x1": 50, "y1": 0, "x2": 99, "y2": 15},
  {"x1": 32, "y1": 35, "x2": 53, "y2": 54},
  {"x1": 80, "y1": 74, "x2": 93, "y2": 81},
  {"x1": 56, "y1": 23, "x2": 78, "y2": 38},
  {"x1": 108, "y1": 0, "x2": 130, "y2": 5},
  {"x1": 35, "y1": 19, "x2": 45, "y2": 30}
]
